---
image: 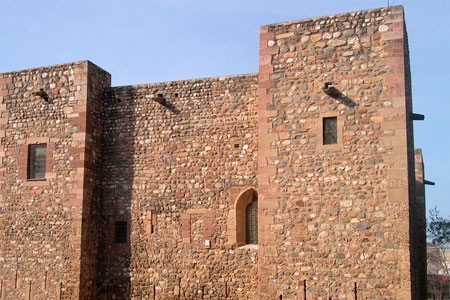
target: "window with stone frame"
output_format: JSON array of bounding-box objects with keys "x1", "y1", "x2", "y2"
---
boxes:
[
  {"x1": 235, "y1": 189, "x2": 258, "y2": 246},
  {"x1": 27, "y1": 144, "x2": 47, "y2": 179},
  {"x1": 245, "y1": 195, "x2": 258, "y2": 244},
  {"x1": 115, "y1": 221, "x2": 127, "y2": 244},
  {"x1": 323, "y1": 117, "x2": 337, "y2": 145}
]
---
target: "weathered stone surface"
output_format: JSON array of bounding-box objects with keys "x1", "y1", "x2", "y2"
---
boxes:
[
  {"x1": 379, "y1": 24, "x2": 390, "y2": 32},
  {"x1": 99, "y1": 74, "x2": 259, "y2": 299},
  {"x1": 258, "y1": 5, "x2": 424, "y2": 300},
  {"x1": 0, "y1": 5, "x2": 425, "y2": 300},
  {"x1": 327, "y1": 39, "x2": 347, "y2": 47},
  {"x1": 0, "y1": 61, "x2": 111, "y2": 300},
  {"x1": 343, "y1": 29, "x2": 355, "y2": 37}
]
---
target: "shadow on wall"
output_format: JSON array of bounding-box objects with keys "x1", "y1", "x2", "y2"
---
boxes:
[
  {"x1": 97, "y1": 86, "x2": 181, "y2": 300},
  {"x1": 154, "y1": 93, "x2": 181, "y2": 114},
  {"x1": 97, "y1": 86, "x2": 134, "y2": 299},
  {"x1": 97, "y1": 87, "x2": 183, "y2": 299},
  {"x1": 322, "y1": 82, "x2": 358, "y2": 108}
]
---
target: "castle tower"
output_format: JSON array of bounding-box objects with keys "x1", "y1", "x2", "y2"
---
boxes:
[
  {"x1": 0, "y1": 5, "x2": 425, "y2": 300},
  {"x1": 258, "y1": 5, "x2": 424, "y2": 299}
]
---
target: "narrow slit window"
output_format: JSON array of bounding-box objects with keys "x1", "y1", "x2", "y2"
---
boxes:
[
  {"x1": 115, "y1": 221, "x2": 127, "y2": 244},
  {"x1": 245, "y1": 196, "x2": 258, "y2": 244},
  {"x1": 28, "y1": 144, "x2": 47, "y2": 179},
  {"x1": 323, "y1": 117, "x2": 337, "y2": 145}
]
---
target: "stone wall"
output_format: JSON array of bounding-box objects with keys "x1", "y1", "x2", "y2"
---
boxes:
[
  {"x1": 413, "y1": 148, "x2": 427, "y2": 300},
  {"x1": 79, "y1": 63, "x2": 111, "y2": 299},
  {"x1": 98, "y1": 74, "x2": 259, "y2": 299},
  {"x1": 258, "y1": 5, "x2": 416, "y2": 299},
  {"x1": 0, "y1": 5, "x2": 426, "y2": 300},
  {"x1": 0, "y1": 61, "x2": 103, "y2": 299}
]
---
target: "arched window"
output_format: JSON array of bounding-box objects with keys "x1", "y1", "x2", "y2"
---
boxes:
[
  {"x1": 235, "y1": 189, "x2": 258, "y2": 246},
  {"x1": 245, "y1": 195, "x2": 258, "y2": 244}
]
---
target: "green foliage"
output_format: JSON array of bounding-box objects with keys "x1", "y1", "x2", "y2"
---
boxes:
[{"x1": 427, "y1": 207, "x2": 450, "y2": 245}]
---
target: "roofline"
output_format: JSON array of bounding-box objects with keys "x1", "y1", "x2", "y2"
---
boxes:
[
  {"x1": 0, "y1": 60, "x2": 110, "y2": 76},
  {"x1": 110, "y1": 72, "x2": 258, "y2": 89},
  {"x1": 261, "y1": 5, "x2": 403, "y2": 28}
]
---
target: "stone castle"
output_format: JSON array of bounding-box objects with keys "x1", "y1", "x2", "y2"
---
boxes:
[{"x1": 0, "y1": 5, "x2": 427, "y2": 300}]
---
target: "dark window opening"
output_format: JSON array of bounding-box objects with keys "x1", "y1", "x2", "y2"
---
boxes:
[
  {"x1": 323, "y1": 117, "x2": 337, "y2": 145},
  {"x1": 115, "y1": 221, "x2": 127, "y2": 244},
  {"x1": 234, "y1": 143, "x2": 240, "y2": 149},
  {"x1": 28, "y1": 144, "x2": 47, "y2": 179},
  {"x1": 245, "y1": 196, "x2": 258, "y2": 244}
]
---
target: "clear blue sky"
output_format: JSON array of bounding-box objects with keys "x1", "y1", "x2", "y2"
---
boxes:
[{"x1": 1, "y1": 0, "x2": 449, "y2": 217}]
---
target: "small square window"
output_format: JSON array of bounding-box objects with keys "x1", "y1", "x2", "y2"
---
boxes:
[
  {"x1": 28, "y1": 144, "x2": 47, "y2": 179},
  {"x1": 115, "y1": 221, "x2": 127, "y2": 244},
  {"x1": 323, "y1": 117, "x2": 337, "y2": 145}
]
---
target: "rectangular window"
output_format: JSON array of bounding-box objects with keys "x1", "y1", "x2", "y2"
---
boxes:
[
  {"x1": 28, "y1": 144, "x2": 47, "y2": 179},
  {"x1": 115, "y1": 221, "x2": 127, "y2": 244},
  {"x1": 245, "y1": 196, "x2": 258, "y2": 244},
  {"x1": 323, "y1": 117, "x2": 337, "y2": 145}
]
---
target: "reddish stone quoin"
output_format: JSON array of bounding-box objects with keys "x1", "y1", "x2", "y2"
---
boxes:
[{"x1": 0, "y1": 5, "x2": 427, "y2": 300}]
